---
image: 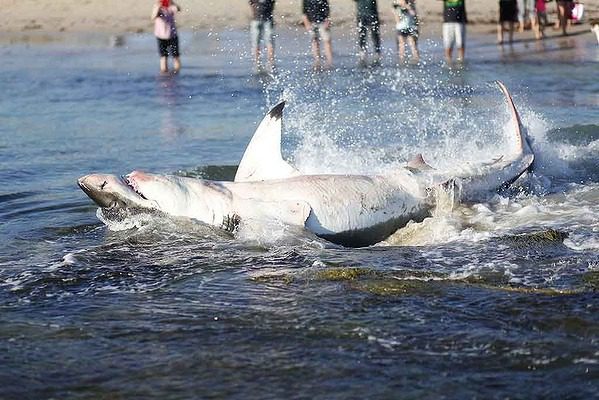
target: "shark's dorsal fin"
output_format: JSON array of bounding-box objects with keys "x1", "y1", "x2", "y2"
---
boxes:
[
  {"x1": 407, "y1": 153, "x2": 434, "y2": 171},
  {"x1": 234, "y1": 101, "x2": 301, "y2": 182}
]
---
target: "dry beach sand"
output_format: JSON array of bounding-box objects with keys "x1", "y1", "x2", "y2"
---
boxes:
[{"x1": 2, "y1": 0, "x2": 598, "y2": 36}]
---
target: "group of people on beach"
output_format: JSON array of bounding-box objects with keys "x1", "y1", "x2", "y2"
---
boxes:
[
  {"x1": 498, "y1": 0, "x2": 579, "y2": 44},
  {"x1": 150, "y1": 0, "x2": 583, "y2": 74},
  {"x1": 149, "y1": 0, "x2": 457, "y2": 73},
  {"x1": 247, "y1": 0, "x2": 458, "y2": 71}
]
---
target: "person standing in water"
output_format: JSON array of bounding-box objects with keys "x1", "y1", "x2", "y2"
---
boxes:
[
  {"x1": 535, "y1": 0, "x2": 548, "y2": 39},
  {"x1": 439, "y1": 0, "x2": 467, "y2": 64},
  {"x1": 392, "y1": 0, "x2": 419, "y2": 63},
  {"x1": 555, "y1": 0, "x2": 574, "y2": 36},
  {"x1": 249, "y1": 0, "x2": 276, "y2": 74},
  {"x1": 302, "y1": 0, "x2": 333, "y2": 70},
  {"x1": 516, "y1": 0, "x2": 540, "y2": 37},
  {"x1": 151, "y1": 0, "x2": 181, "y2": 74},
  {"x1": 497, "y1": 0, "x2": 517, "y2": 44},
  {"x1": 354, "y1": 0, "x2": 381, "y2": 66}
]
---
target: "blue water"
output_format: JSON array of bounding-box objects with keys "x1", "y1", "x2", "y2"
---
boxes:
[{"x1": 1, "y1": 28, "x2": 598, "y2": 398}]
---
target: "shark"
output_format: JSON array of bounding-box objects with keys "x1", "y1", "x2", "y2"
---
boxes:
[{"x1": 78, "y1": 81, "x2": 534, "y2": 247}]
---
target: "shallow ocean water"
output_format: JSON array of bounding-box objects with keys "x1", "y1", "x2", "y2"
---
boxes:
[{"x1": 1, "y1": 28, "x2": 598, "y2": 398}]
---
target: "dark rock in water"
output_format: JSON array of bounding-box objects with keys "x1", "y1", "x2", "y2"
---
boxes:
[
  {"x1": 582, "y1": 271, "x2": 599, "y2": 291},
  {"x1": 350, "y1": 277, "x2": 436, "y2": 296},
  {"x1": 314, "y1": 267, "x2": 442, "y2": 296},
  {"x1": 314, "y1": 267, "x2": 379, "y2": 281},
  {"x1": 500, "y1": 229, "x2": 569, "y2": 247}
]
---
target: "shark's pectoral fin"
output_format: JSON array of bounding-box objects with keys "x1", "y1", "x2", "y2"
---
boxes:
[
  {"x1": 234, "y1": 198, "x2": 312, "y2": 227},
  {"x1": 234, "y1": 101, "x2": 301, "y2": 182}
]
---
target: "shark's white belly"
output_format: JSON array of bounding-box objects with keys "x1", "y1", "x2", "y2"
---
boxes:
[{"x1": 222, "y1": 174, "x2": 429, "y2": 246}]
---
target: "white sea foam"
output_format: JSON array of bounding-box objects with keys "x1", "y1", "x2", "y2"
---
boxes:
[{"x1": 564, "y1": 233, "x2": 599, "y2": 251}]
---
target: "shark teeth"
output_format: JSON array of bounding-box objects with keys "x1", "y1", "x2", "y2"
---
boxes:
[{"x1": 122, "y1": 175, "x2": 148, "y2": 200}]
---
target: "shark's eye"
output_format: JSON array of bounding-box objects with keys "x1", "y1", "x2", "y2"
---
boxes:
[{"x1": 100, "y1": 181, "x2": 107, "y2": 190}]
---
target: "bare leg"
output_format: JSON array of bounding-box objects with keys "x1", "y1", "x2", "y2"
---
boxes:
[
  {"x1": 497, "y1": 23, "x2": 504, "y2": 44},
  {"x1": 267, "y1": 45, "x2": 275, "y2": 71},
  {"x1": 531, "y1": 16, "x2": 540, "y2": 39},
  {"x1": 311, "y1": 39, "x2": 321, "y2": 69},
  {"x1": 160, "y1": 56, "x2": 168, "y2": 73},
  {"x1": 253, "y1": 47, "x2": 261, "y2": 71},
  {"x1": 323, "y1": 39, "x2": 333, "y2": 68},
  {"x1": 173, "y1": 57, "x2": 181, "y2": 73},
  {"x1": 537, "y1": 14, "x2": 545, "y2": 38},
  {"x1": 445, "y1": 48, "x2": 452, "y2": 63},
  {"x1": 408, "y1": 36, "x2": 419, "y2": 62},
  {"x1": 558, "y1": 3, "x2": 568, "y2": 35},
  {"x1": 457, "y1": 47, "x2": 465, "y2": 61},
  {"x1": 508, "y1": 21, "x2": 514, "y2": 43},
  {"x1": 555, "y1": 3, "x2": 562, "y2": 29},
  {"x1": 398, "y1": 35, "x2": 405, "y2": 62}
]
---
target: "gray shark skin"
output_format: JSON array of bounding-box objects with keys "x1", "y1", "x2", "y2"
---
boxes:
[{"x1": 78, "y1": 81, "x2": 534, "y2": 247}]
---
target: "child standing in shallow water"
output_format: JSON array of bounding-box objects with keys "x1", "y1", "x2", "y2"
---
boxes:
[
  {"x1": 392, "y1": 0, "x2": 419, "y2": 63},
  {"x1": 152, "y1": 0, "x2": 181, "y2": 74}
]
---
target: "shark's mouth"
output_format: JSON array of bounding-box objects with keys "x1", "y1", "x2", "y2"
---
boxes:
[{"x1": 121, "y1": 175, "x2": 149, "y2": 200}]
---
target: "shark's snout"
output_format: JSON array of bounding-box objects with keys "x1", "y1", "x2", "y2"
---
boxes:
[
  {"x1": 78, "y1": 173, "x2": 155, "y2": 210},
  {"x1": 78, "y1": 174, "x2": 122, "y2": 208}
]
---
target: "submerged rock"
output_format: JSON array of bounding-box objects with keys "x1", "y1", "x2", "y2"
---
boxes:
[
  {"x1": 314, "y1": 267, "x2": 379, "y2": 281},
  {"x1": 582, "y1": 270, "x2": 599, "y2": 291},
  {"x1": 499, "y1": 229, "x2": 569, "y2": 248}
]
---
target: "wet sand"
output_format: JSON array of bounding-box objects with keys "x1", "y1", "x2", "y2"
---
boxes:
[
  {"x1": 2, "y1": 0, "x2": 598, "y2": 35},
  {"x1": 1, "y1": 0, "x2": 597, "y2": 54}
]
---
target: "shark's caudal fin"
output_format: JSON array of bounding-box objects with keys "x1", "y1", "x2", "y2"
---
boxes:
[
  {"x1": 434, "y1": 82, "x2": 535, "y2": 196},
  {"x1": 495, "y1": 80, "x2": 533, "y2": 159},
  {"x1": 234, "y1": 101, "x2": 301, "y2": 182}
]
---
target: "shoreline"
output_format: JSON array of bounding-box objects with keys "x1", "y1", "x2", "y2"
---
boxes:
[
  {"x1": 0, "y1": 24, "x2": 593, "y2": 49},
  {"x1": 2, "y1": 0, "x2": 597, "y2": 37}
]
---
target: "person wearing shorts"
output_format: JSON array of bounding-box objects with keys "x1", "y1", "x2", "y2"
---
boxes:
[
  {"x1": 152, "y1": 0, "x2": 181, "y2": 74},
  {"x1": 302, "y1": 0, "x2": 333, "y2": 69},
  {"x1": 440, "y1": 0, "x2": 467, "y2": 63},
  {"x1": 249, "y1": 0, "x2": 276, "y2": 73},
  {"x1": 497, "y1": 0, "x2": 517, "y2": 44},
  {"x1": 392, "y1": 0, "x2": 419, "y2": 63},
  {"x1": 556, "y1": 0, "x2": 574, "y2": 36}
]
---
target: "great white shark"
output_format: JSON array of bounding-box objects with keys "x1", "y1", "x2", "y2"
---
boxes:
[{"x1": 78, "y1": 81, "x2": 534, "y2": 247}]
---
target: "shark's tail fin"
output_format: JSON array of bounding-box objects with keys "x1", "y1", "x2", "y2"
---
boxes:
[{"x1": 495, "y1": 81, "x2": 535, "y2": 172}]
